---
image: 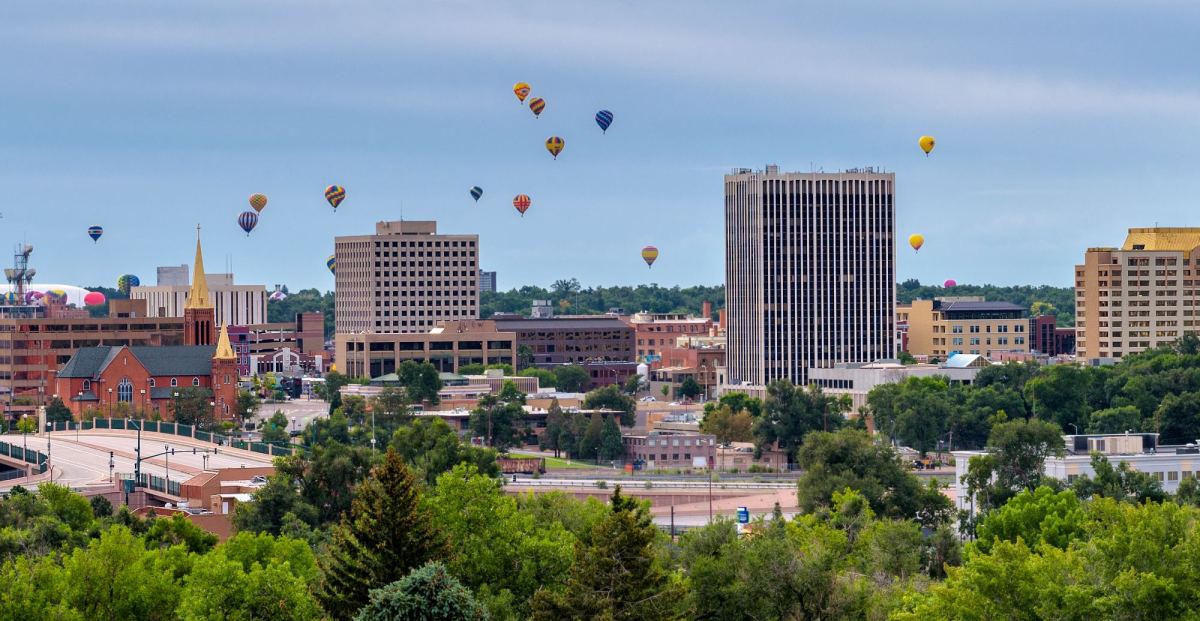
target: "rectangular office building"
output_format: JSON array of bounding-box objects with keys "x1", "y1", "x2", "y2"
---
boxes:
[{"x1": 724, "y1": 166, "x2": 895, "y2": 388}]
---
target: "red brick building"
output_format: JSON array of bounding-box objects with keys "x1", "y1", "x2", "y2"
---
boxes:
[{"x1": 55, "y1": 234, "x2": 240, "y2": 420}]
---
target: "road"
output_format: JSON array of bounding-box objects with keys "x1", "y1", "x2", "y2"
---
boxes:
[{"x1": 0, "y1": 430, "x2": 276, "y2": 492}]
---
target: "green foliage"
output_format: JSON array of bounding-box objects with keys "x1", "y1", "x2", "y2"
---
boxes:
[
  {"x1": 795, "y1": 430, "x2": 953, "y2": 528},
  {"x1": 699, "y1": 405, "x2": 754, "y2": 444},
  {"x1": 540, "y1": 399, "x2": 567, "y2": 457},
  {"x1": 355, "y1": 562, "x2": 489, "y2": 621},
  {"x1": 599, "y1": 415, "x2": 624, "y2": 461},
  {"x1": 143, "y1": 514, "x2": 218, "y2": 554},
  {"x1": 391, "y1": 417, "x2": 499, "y2": 485},
  {"x1": 702, "y1": 392, "x2": 763, "y2": 419},
  {"x1": 261, "y1": 411, "x2": 290, "y2": 444},
  {"x1": 1085, "y1": 405, "x2": 1142, "y2": 434},
  {"x1": 678, "y1": 376, "x2": 702, "y2": 400},
  {"x1": 317, "y1": 448, "x2": 448, "y2": 619},
  {"x1": 397, "y1": 360, "x2": 443, "y2": 405},
  {"x1": 45, "y1": 397, "x2": 73, "y2": 424},
  {"x1": 171, "y1": 387, "x2": 215, "y2": 429},
  {"x1": 267, "y1": 288, "x2": 334, "y2": 337},
  {"x1": 582, "y1": 384, "x2": 636, "y2": 426},
  {"x1": 974, "y1": 486, "x2": 1085, "y2": 554},
  {"x1": 1070, "y1": 452, "x2": 1165, "y2": 504},
  {"x1": 235, "y1": 390, "x2": 260, "y2": 423},
  {"x1": 469, "y1": 388, "x2": 527, "y2": 451},
  {"x1": 754, "y1": 380, "x2": 850, "y2": 459},
  {"x1": 530, "y1": 487, "x2": 684, "y2": 621},
  {"x1": 552, "y1": 365, "x2": 590, "y2": 393},
  {"x1": 517, "y1": 367, "x2": 556, "y2": 389},
  {"x1": 482, "y1": 284, "x2": 723, "y2": 319}
]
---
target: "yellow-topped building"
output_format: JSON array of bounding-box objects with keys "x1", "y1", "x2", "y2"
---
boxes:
[{"x1": 1076, "y1": 227, "x2": 1200, "y2": 361}]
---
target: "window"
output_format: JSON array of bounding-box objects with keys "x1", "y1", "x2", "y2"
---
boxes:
[
  {"x1": 192, "y1": 377, "x2": 200, "y2": 387},
  {"x1": 117, "y1": 378, "x2": 133, "y2": 402},
  {"x1": 171, "y1": 378, "x2": 178, "y2": 387},
  {"x1": 148, "y1": 379, "x2": 156, "y2": 388},
  {"x1": 1169, "y1": 471, "x2": 1179, "y2": 481},
  {"x1": 82, "y1": 380, "x2": 91, "y2": 391}
]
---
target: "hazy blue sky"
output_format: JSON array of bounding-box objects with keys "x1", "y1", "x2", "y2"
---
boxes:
[{"x1": 4, "y1": 1, "x2": 1199, "y2": 292}]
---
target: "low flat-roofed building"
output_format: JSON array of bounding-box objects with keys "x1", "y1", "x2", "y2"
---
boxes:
[
  {"x1": 900, "y1": 297, "x2": 1030, "y2": 360},
  {"x1": 807, "y1": 355, "x2": 988, "y2": 413},
  {"x1": 623, "y1": 430, "x2": 716, "y2": 470},
  {"x1": 491, "y1": 315, "x2": 635, "y2": 366},
  {"x1": 335, "y1": 319, "x2": 516, "y2": 377}
]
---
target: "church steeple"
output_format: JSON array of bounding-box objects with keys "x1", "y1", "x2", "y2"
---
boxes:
[
  {"x1": 214, "y1": 323, "x2": 236, "y2": 360},
  {"x1": 183, "y1": 225, "x2": 216, "y2": 346},
  {"x1": 185, "y1": 226, "x2": 211, "y2": 310}
]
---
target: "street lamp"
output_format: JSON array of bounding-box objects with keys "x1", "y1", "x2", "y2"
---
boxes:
[{"x1": 1068, "y1": 423, "x2": 1080, "y2": 435}]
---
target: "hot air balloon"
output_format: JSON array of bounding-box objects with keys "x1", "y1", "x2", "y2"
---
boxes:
[
  {"x1": 595, "y1": 110, "x2": 613, "y2": 133},
  {"x1": 326, "y1": 255, "x2": 336, "y2": 275},
  {"x1": 513, "y1": 82, "x2": 531, "y2": 104},
  {"x1": 528, "y1": 97, "x2": 546, "y2": 118},
  {"x1": 919, "y1": 135, "x2": 936, "y2": 156},
  {"x1": 249, "y1": 193, "x2": 268, "y2": 213},
  {"x1": 238, "y1": 211, "x2": 259, "y2": 236},
  {"x1": 117, "y1": 274, "x2": 140, "y2": 295},
  {"x1": 513, "y1": 194, "x2": 531, "y2": 217},
  {"x1": 1, "y1": 292, "x2": 17, "y2": 305},
  {"x1": 470, "y1": 186, "x2": 483, "y2": 202},
  {"x1": 87, "y1": 226, "x2": 103, "y2": 243},
  {"x1": 545, "y1": 136, "x2": 565, "y2": 159},
  {"x1": 84, "y1": 291, "x2": 106, "y2": 306},
  {"x1": 46, "y1": 289, "x2": 67, "y2": 303},
  {"x1": 269, "y1": 290, "x2": 288, "y2": 301},
  {"x1": 641, "y1": 245, "x2": 659, "y2": 268},
  {"x1": 944, "y1": 279, "x2": 957, "y2": 288},
  {"x1": 909, "y1": 234, "x2": 925, "y2": 252},
  {"x1": 325, "y1": 185, "x2": 346, "y2": 211},
  {"x1": 24, "y1": 291, "x2": 42, "y2": 304}
]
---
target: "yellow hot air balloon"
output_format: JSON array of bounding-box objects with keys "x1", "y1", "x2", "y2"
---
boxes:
[
  {"x1": 641, "y1": 245, "x2": 659, "y2": 268},
  {"x1": 513, "y1": 82, "x2": 531, "y2": 103},
  {"x1": 919, "y1": 135, "x2": 936, "y2": 156},
  {"x1": 545, "y1": 136, "x2": 564, "y2": 159},
  {"x1": 909, "y1": 234, "x2": 925, "y2": 252}
]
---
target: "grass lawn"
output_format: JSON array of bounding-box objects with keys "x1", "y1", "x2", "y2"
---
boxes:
[{"x1": 543, "y1": 456, "x2": 601, "y2": 470}]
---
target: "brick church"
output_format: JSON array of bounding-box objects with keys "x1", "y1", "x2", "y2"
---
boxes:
[{"x1": 56, "y1": 233, "x2": 240, "y2": 421}]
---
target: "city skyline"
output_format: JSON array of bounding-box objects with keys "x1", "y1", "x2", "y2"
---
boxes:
[{"x1": 5, "y1": 2, "x2": 1200, "y2": 292}]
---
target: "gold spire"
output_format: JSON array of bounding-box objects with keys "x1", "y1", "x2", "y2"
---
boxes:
[
  {"x1": 184, "y1": 226, "x2": 211, "y2": 310},
  {"x1": 214, "y1": 323, "x2": 236, "y2": 360}
]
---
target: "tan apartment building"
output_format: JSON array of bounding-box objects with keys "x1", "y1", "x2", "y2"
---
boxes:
[
  {"x1": 335, "y1": 220, "x2": 478, "y2": 334},
  {"x1": 1076, "y1": 228, "x2": 1200, "y2": 361},
  {"x1": 625, "y1": 309, "x2": 714, "y2": 366},
  {"x1": 724, "y1": 166, "x2": 895, "y2": 390},
  {"x1": 900, "y1": 298, "x2": 1029, "y2": 359},
  {"x1": 335, "y1": 319, "x2": 515, "y2": 377}
]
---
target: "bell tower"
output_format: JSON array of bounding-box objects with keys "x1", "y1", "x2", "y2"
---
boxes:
[
  {"x1": 211, "y1": 323, "x2": 239, "y2": 421},
  {"x1": 184, "y1": 226, "x2": 216, "y2": 346}
]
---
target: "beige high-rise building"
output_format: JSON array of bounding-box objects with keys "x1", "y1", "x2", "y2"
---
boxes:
[
  {"x1": 335, "y1": 220, "x2": 479, "y2": 334},
  {"x1": 723, "y1": 166, "x2": 895, "y2": 389},
  {"x1": 899, "y1": 298, "x2": 1029, "y2": 359},
  {"x1": 1076, "y1": 227, "x2": 1200, "y2": 361}
]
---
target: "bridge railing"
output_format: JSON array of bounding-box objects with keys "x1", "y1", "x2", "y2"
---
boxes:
[
  {"x1": 0, "y1": 439, "x2": 49, "y2": 474},
  {"x1": 49, "y1": 418, "x2": 301, "y2": 457}
]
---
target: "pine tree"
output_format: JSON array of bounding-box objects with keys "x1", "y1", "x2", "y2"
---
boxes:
[
  {"x1": 354, "y1": 562, "x2": 488, "y2": 621},
  {"x1": 317, "y1": 448, "x2": 448, "y2": 619},
  {"x1": 531, "y1": 487, "x2": 684, "y2": 621},
  {"x1": 543, "y1": 399, "x2": 565, "y2": 457},
  {"x1": 600, "y1": 415, "x2": 624, "y2": 461},
  {"x1": 578, "y1": 414, "x2": 604, "y2": 463}
]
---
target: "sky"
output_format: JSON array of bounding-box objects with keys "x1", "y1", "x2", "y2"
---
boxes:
[{"x1": 3, "y1": 1, "x2": 1200, "y2": 292}]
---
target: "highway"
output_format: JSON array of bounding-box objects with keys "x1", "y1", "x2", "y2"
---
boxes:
[{"x1": 0, "y1": 430, "x2": 276, "y2": 492}]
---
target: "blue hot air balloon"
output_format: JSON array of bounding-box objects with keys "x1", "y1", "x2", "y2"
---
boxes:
[
  {"x1": 595, "y1": 110, "x2": 614, "y2": 133},
  {"x1": 238, "y1": 211, "x2": 259, "y2": 236},
  {"x1": 87, "y1": 226, "x2": 103, "y2": 243},
  {"x1": 470, "y1": 186, "x2": 483, "y2": 202}
]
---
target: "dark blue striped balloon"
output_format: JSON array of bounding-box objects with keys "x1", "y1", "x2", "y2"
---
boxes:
[
  {"x1": 470, "y1": 186, "x2": 483, "y2": 202},
  {"x1": 87, "y1": 225, "x2": 103, "y2": 243},
  {"x1": 595, "y1": 109, "x2": 613, "y2": 133},
  {"x1": 238, "y1": 210, "x2": 259, "y2": 236}
]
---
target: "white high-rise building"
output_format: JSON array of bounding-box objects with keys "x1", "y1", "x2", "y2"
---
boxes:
[
  {"x1": 132, "y1": 272, "x2": 267, "y2": 326},
  {"x1": 335, "y1": 220, "x2": 479, "y2": 334},
  {"x1": 724, "y1": 166, "x2": 896, "y2": 389}
]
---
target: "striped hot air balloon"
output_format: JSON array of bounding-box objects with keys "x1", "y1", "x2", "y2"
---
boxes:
[
  {"x1": 238, "y1": 211, "x2": 259, "y2": 236},
  {"x1": 87, "y1": 226, "x2": 103, "y2": 243},
  {"x1": 595, "y1": 110, "x2": 613, "y2": 133},
  {"x1": 528, "y1": 97, "x2": 546, "y2": 118},
  {"x1": 325, "y1": 185, "x2": 346, "y2": 211},
  {"x1": 513, "y1": 194, "x2": 531, "y2": 217},
  {"x1": 249, "y1": 193, "x2": 268, "y2": 213},
  {"x1": 470, "y1": 186, "x2": 483, "y2": 202},
  {"x1": 641, "y1": 245, "x2": 659, "y2": 268},
  {"x1": 326, "y1": 255, "x2": 336, "y2": 275},
  {"x1": 545, "y1": 136, "x2": 564, "y2": 159}
]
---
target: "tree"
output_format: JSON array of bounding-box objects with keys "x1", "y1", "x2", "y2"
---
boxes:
[
  {"x1": 397, "y1": 361, "x2": 442, "y2": 404},
  {"x1": 531, "y1": 488, "x2": 683, "y2": 621},
  {"x1": 599, "y1": 415, "x2": 624, "y2": 461},
  {"x1": 390, "y1": 417, "x2": 498, "y2": 485},
  {"x1": 987, "y1": 418, "x2": 1065, "y2": 494},
  {"x1": 897, "y1": 350, "x2": 918, "y2": 365},
  {"x1": 623, "y1": 374, "x2": 644, "y2": 395},
  {"x1": 517, "y1": 367, "x2": 555, "y2": 389},
  {"x1": 661, "y1": 385, "x2": 670, "y2": 398},
  {"x1": 61, "y1": 526, "x2": 182, "y2": 620},
  {"x1": 370, "y1": 387, "x2": 410, "y2": 423},
  {"x1": 542, "y1": 399, "x2": 567, "y2": 457},
  {"x1": 516, "y1": 345, "x2": 534, "y2": 371},
  {"x1": 235, "y1": 390, "x2": 261, "y2": 424},
  {"x1": 795, "y1": 429, "x2": 953, "y2": 527},
  {"x1": 317, "y1": 448, "x2": 448, "y2": 619},
  {"x1": 699, "y1": 405, "x2": 753, "y2": 444},
  {"x1": 1024, "y1": 364, "x2": 1092, "y2": 432},
  {"x1": 469, "y1": 388, "x2": 526, "y2": 451},
  {"x1": 553, "y1": 365, "x2": 590, "y2": 393},
  {"x1": 754, "y1": 380, "x2": 850, "y2": 460},
  {"x1": 1071, "y1": 453, "x2": 1165, "y2": 504},
  {"x1": 276, "y1": 442, "x2": 377, "y2": 526},
  {"x1": 973, "y1": 486, "x2": 1085, "y2": 554},
  {"x1": 678, "y1": 376, "x2": 703, "y2": 401},
  {"x1": 232, "y1": 472, "x2": 319, "y2": 536},
  {"x1": 178, "y1": 532, "x2": 321, "y2": 621},
  {"x1": 578, "y1": 414, "x2": 603, "y2": 462},
  {"x1": 703, "y1": 392, "x2": 763, "y2": 419},
  {"x1": 582, "y1": 384, "x2": 636, "y2": 426},
  {"x1": 1155, "y1": 391, "x2": 1200, "y2": 445},
  {"x1": 171, "y1": 386, "x2": 215, "y2": 429},
  {"x1": 261, "y1": 411, "x2": 290, "y2": 444},
  {"x1": 45, "y1": 397, "x2": 73, "y2": 423},
  {"x1": 355, "y1": 562, "x2": 488, "y2": 621},
  {"x1": 1086, "y1": 405, "x2": 1143, "y2": 434}
]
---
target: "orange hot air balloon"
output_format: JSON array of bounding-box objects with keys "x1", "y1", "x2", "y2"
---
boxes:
[
  {"x1": 909, "y1": 234, "x2": 925, "y2": 252},
  {"x1": 545, "y1": 136, "x2": 564, "y2": 159},
  {"x1": 641, "y1": 245, "x2": 659, "y2": 268},
  {"x1": 249, "y1": 193, "x2": 268, "y2": 213},
  {"x1": 528, "y1": 97, "x2": 546, "y2": 118},
  {"x1": 513, "y1": 82, "x2": 531, "y2": 103},
  {"x1": 513, "y1": 194, "x2": 531, "y2": 216}
]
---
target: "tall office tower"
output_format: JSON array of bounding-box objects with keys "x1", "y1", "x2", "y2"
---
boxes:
[
  {"x1": 1075, "y1": 227, "x2": 1200, "y2": 362},
  {"x1": 724, "y1": 166, "x2": 896, "y2": 388},
  {"x1": 479, "y1": 271, "x2": 497, "y2": 293},
  {"x1": 335, "y1": 220, "x2": 479, "y2": 334}
]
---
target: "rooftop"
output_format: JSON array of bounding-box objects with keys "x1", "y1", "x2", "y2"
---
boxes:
[
  {"x1": 493, "y1": 316, "x2": 631, "y2": 331},
  {"x1": 937, "y1": 301, "x2": 1025, "y2": 313},
  {"x1": 1122, "y1": 227, "x2": 1200, "y2": 253}
]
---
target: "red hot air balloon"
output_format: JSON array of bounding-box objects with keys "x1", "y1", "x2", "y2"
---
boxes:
[
  {"x1": 84, "y1": 291, "x2": 106, "y2": 306},
  {"x1": 944, "y1": 279, "x2": 957, "y2": 288},
  {"x1": 513, "y1": 194, "x2": 531, "y2": 216}
]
